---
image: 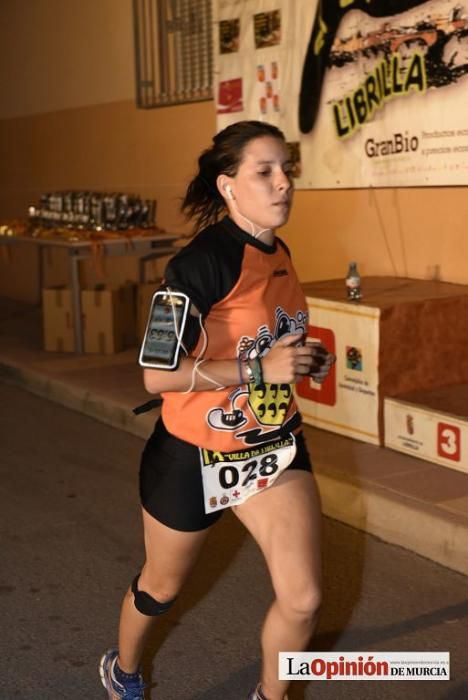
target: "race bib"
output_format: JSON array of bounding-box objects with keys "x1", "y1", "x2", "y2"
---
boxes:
[{"x1": 200, "y1": 435, "x2": 296, "y2": 513}]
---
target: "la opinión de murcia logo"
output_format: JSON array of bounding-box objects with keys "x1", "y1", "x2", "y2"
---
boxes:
[{"x1": 279, "y1": 652, "x2": 450, "y2": 680}]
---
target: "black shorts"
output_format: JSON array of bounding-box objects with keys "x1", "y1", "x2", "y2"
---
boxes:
[{"x1": 139, "y1": 418, "x2": 313, "y2": 532}]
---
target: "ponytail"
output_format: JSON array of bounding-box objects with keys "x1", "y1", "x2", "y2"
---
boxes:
[{"x1": 181, "y1": 150, "x2": 226, "y2": 233}]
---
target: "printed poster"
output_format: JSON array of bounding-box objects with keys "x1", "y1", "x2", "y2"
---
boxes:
[{"x1": 214, "y1": 0, "x2": 468, "y2": 188}]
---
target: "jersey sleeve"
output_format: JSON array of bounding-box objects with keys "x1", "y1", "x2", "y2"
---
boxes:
[{"x1": 162, "y1": 243, "x2": 222, "y2": 318}]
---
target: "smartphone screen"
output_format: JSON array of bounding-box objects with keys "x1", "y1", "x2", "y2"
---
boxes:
[{"x1": 139, "y1": 291, "x2": 190, "y2": 369}]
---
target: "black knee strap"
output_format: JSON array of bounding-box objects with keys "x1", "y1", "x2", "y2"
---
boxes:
[{"x1": 131, "y1": 574, "x2": 176, "y2": 616}]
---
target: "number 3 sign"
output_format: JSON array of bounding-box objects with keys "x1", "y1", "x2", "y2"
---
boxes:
[{"x1": 437, "y1": 423, "x2": 461, "y2": 462}]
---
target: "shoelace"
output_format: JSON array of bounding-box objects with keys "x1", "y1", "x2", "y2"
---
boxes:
[
  {"x1": 122, "y1": 681, "x2": 147, "y2": 700},
  {"x1": 109, "y1": 653, "x2": 146, "y2": 700}
]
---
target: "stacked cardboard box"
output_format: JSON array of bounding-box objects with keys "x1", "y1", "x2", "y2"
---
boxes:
[
  {"x1": 82, "y1": 284, "x2": 136, "y2": 354},
  {"x1": 42, "y1": 287, "x2": 74, "y2": 352},
  {"x1": 42, "y1": 283, "x2": 137, "y2": 354}
]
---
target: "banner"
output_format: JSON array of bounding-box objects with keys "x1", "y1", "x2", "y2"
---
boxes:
[{"x1": 214, "y1": 0, "x2": 468, "y2": 188}]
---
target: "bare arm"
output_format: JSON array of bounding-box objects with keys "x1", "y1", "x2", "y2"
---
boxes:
[
  {"x1": 143, "y1": 357, "x2": 242, "y2": 394},
  {"x1": 143, "y1": 334, "x2": 319, "y2": 394}
]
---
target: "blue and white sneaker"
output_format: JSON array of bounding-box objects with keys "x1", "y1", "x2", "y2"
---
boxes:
[
  {"x1": 247, "y1": 685, "x2": 265, "y2": 700},
  {"x1": 247, "y1": 685, "x2": 288, "y2": 700},
  {"x1": 99, "y1": 648, "x2": 146, "y2": 700}
]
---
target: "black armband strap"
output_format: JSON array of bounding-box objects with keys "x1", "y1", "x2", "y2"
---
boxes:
[{"x1": 132, "y1": 398, "x2": 162, "y2": 415}]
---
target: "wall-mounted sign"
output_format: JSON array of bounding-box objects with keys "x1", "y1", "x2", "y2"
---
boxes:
[{"x1": 214, "y1": 1, "x2": 468, "y2": 188}]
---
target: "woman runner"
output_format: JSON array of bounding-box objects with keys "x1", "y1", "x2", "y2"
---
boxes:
[{"x1": 100, "y1": 120, "x2": 334, "y2": 700}]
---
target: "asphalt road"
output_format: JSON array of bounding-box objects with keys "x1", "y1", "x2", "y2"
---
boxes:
[{"x1": 1, "y1": 381, "x2": 467, "y2": 700}]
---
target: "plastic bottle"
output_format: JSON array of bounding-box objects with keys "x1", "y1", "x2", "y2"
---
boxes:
[{"x1": 346, "y1": 261, "x2": 362, "y2": 301}]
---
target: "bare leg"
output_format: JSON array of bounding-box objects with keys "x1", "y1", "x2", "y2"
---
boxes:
[
  {"x1": 233, "y1": 471, "x2": 322, "y2": 700},
  {"x1": 117, "y1": 507, "x2": 211, "y2": 673}
]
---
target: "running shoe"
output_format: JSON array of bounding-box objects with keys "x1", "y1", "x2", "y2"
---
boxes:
[
  {"x1": 99, "y1": 648, "x2": 146, "y2": 700},
  {"x1": 247, "y1": 686, "x2": 288, "y2": 700}
]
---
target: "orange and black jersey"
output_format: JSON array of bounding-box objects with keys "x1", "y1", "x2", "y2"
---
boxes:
[{"x1": 161, "y1": 216, "x2": 308, "y2": 452}]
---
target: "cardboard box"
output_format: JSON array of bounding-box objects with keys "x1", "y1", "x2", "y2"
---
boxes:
[
  {"x1": 42, "y1": 283, "x2": 137, "y2": 354},
  {"x1": 42, "y1": 287, "x2": 74, "y2": 352},
  {"x1": 137, "y1": 280, "x2": 161, "y2": 341},
  {"x1": 82, "y1": 283, "x2": 137, "y2": 354}
]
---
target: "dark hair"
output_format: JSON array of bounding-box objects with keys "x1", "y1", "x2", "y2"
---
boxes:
[{"x1": 181, "y1": 120, "x2": 286, "y2": 233}]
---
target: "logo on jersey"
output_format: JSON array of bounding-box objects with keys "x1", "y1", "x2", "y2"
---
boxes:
[
  {"x1": 247, "y1": 382, "x2": 292, "y2": 426},
  {"x1": 238, "y1": 306, "x2": 308, "y2": 359},
  {"x1": 206, "y1": 306, "x2": 307, "y2": 441}
]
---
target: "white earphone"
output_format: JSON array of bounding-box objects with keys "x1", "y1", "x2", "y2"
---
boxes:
[{"x1": 223, "y1": 183, "x2": 269, "y2": 238}]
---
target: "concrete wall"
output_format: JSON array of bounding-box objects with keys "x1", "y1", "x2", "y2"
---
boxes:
[{"x1": 1, "y1": 0, "x2": 467, "y2": 302}]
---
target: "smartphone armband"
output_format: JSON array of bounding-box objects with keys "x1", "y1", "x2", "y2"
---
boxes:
[{"x1": 138, "y1": 290, "x2": 190, "y2": 370}]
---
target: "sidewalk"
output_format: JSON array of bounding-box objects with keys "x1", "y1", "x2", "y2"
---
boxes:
[{"x1": 1, "y1": 296, "x2": 467, "y2": 577}]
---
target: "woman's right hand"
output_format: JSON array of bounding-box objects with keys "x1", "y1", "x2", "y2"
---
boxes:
[{"x1": 261, "y1": 334, "x2": 315, "y2": 384}]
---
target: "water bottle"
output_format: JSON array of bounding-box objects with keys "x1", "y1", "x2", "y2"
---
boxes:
[{"x1": 346, "y1": 261, "x2": 362, "y2": 301}]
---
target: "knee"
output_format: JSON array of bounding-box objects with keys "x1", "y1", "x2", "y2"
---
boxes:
[
  {"x1": 129, "y1": 570, "x2": 179, "y2": 616},
  {"x1": 138, "y1": 562, "x2": 183, "y2": 603},
  {"x1": 278, "y1": 584, "x2": 322, "y2": 623}
]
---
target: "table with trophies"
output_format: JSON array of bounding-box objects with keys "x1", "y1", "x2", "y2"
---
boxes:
[{"x1": 0, "y1": 191, "x2": 181, "y2": 353}]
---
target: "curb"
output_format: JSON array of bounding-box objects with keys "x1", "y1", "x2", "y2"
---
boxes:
[
  {"x1": 317, "y1": 471, "x2": 468, "y2": 577},
  {"x1": 0, "y1": 360, "x2": 156, "y2": 440}
]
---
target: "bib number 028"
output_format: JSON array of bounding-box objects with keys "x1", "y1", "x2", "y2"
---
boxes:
[
  {"x1": 218, "y1": 454, "x2": 279, "y2": 489},
  {"x1": 200, "y1": 436, "x2": 296, "y2": 513}
]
